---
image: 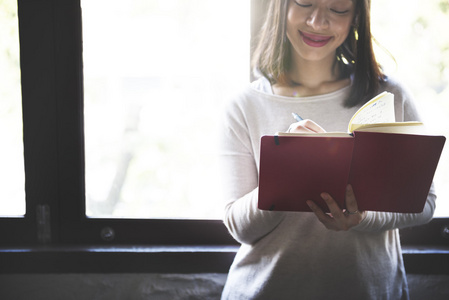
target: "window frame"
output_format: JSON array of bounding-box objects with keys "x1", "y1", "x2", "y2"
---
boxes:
[
  {"x1": 0, "y1": 0, "x2": 61, "y2": 245},
  {"x1": 9, "y1": 0, "x2": 238, "y2": 247},
  {"x1": 0, "y1": 0, "x2": 448, "y2": 275}
]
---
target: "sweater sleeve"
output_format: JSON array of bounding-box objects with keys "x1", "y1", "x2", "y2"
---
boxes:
[
  {"x1": 352, "y1": 79, "x2": 436, "y2": 232},
  {"x1": 352, "y1": 184, "x2": 436, "y2": 232},
  {"x1": 219, "y1": 99, "x2": 286, "y2": 245}
]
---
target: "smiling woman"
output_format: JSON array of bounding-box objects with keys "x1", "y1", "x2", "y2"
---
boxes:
[
  {"x1": 283, "y1": 0, "x2": 355, "y2": 95},
  {"x1": 219, "y1": 0, "x2": 448, "y2": 299}
]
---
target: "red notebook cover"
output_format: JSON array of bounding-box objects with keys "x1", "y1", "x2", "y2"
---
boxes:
[{"x1": 258, "y1": 132, "x2": 445, "y2": 213}]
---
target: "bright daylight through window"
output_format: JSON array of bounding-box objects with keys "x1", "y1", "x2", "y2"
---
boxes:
[
  {"x1": 0, "y1": 0, "x2": 25, "y2": 217},
  {"x1": 82, "y1": 0, "x2": 449, "y2": 219},
  {"x1": 82, "y1": 0, "x2": 250, "y2": 219},
  {"x1": 371, "y1": 0, "x2": 449, "y2": 217}
]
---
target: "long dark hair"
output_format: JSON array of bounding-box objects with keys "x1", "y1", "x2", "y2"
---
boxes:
[{"x1": 251, "y1": 0, "x2": 386, "y2": 107}]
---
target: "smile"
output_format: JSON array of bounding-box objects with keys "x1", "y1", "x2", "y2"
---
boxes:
[{"x1": 300, "y1": 31, "x2": 332, "y2": 47}]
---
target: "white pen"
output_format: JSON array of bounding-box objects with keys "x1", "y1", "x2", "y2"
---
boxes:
[{"x1": 292, "y1": 112, "x2": 303, "y2": 122}]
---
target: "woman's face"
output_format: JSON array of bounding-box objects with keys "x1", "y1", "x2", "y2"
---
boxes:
[{"x1": 286, "y1": 0, "x2": 355, "y2": 63}]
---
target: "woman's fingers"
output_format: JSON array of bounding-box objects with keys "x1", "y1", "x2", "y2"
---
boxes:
[
  {"x1": 344, "y1": 184, "x2": 359, "y2": 214},
  {"x1": 306, "y1": 200, "x2": 331, "y2": 225},
  {"x1": 307, "y1": 186, "x2": 366, "y2": 231},
  {"x1": 343, "y1": 185, "x2": 366, "y2": 220},
  {"x1": 288, "y1": 119, "x2": 326, "y2": 133},
  {"x1": 321, "y1": 192, "x2": 345, "y2": 219}
]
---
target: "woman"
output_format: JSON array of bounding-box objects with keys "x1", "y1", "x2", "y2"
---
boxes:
[{"x1": 219, "y1": 0, "x2": 435, "y2": 299}]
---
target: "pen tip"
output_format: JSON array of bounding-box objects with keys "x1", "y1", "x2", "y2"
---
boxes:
[{"x1": 292, "y1": 112, "x2": 303, "y2": 121}]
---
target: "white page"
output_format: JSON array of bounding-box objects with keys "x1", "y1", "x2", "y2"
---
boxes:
[{"x1": 349, "y1": 92, "x2": 395, "y2": 130}]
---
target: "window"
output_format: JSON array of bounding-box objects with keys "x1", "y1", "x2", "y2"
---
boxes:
[
  {"x1": 82, "y1": 0, "x2": 250, "y2": 220},
  {"x1": 0, "y1": 0, "x2": 24, "y2": 217},
  {"x1": 0, "y1": 0, "x2": 448, "y2": 250},
  {"x1": 371, "y1": 0, "x2": 449, "y2": 218}
]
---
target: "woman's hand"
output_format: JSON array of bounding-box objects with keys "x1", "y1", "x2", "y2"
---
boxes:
[
  {"x1": 306, "y1": 185, "x2": 366, "y2": 231},
  {"x1": 288, "y1": 119, "x2": 326, "y2": 134}
]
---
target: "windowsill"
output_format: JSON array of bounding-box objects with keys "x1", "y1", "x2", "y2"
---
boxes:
[
  {"x1": 0, "y1": 245, "x2": 240, "y2": 274},
  {"x1": 0, "y1": 244, "x2": 448, "y2": 275},
  {"x1": 402, "y1": 245, "x2": 449, "y2": 275}
]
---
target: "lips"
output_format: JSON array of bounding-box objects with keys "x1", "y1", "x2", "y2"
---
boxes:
[{"x1": 300, "y1": 31, "x2": 332, "y2": 47}]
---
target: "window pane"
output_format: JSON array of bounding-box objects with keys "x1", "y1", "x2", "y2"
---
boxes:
[
  {"x1": 0, "y1": 0, "x2": 25, "y2": 216},
  {"x1": 371, "y1": 0, "x2": 449, "y2": 217},
  {"x1": 82, "y1": 0, "x2": 250, "y2": 218}
]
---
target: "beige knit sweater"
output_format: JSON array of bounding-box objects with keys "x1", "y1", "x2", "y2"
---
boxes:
[{"x1": 220, "y1": 77, "x2": 435, "y2": 300}]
